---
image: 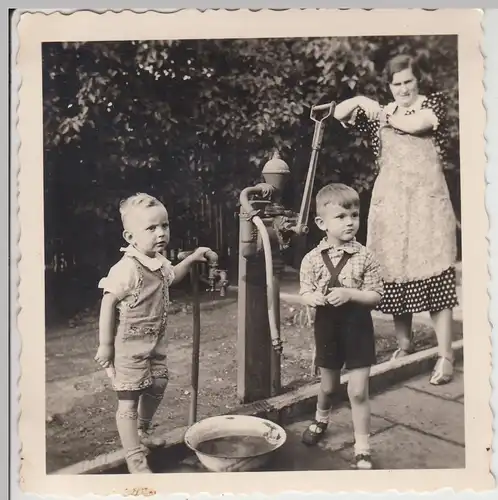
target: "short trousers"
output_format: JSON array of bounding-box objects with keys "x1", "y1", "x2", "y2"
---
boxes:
[
  {"x1": 112, "y1": 349, "x2": 169, "y2": 393},
  {"x1": 313, "y1": 303, "x2": 376, "y2": 371},
  {"x1": 116, "y1": 374, "x2": 169, "y2": 400}
]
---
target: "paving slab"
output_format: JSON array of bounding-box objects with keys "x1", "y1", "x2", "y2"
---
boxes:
[
  {"x1": 266, "y1": 431, "x2": 351, "y2": 471},
  {"x1": 284, "y1": 407, "x2": 394, "y2": 453},
  {"x1": 370, "y1": 387, "x2": 465, "y2": 446},
  {"x1": 405, "y1": 369, "x2": 464, "y2": 401},
  {"x1": 338, "y1": 425, "x2": 465, "y2": 470}
]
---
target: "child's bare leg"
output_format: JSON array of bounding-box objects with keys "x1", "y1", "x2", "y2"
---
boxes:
[
  {"x1": 303, "y1": 368, "x2": 340, "y2": 445},
  {"x1": 393, "y1": 313, "x2": 413, "y2": 356},
  {"x1": 138, "y1": 377, "x2": 168, "y2": 447},
  {"x1": 348, "y1": 368, "x2": 371, "y2": 451},
  {"x1": 348, "y1": 367, "x2": 372, "y2": 466},
  {"x1": 429, "y1": 308, "x2": 454, "y2": 384},
  {"x1": 317, "y1": 367, "x2": 341, "y2": 413}
]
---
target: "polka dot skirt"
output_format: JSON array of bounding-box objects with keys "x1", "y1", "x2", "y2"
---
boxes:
[{"x1": 376, "y1": 267, "x2": 459, "y2": 316}]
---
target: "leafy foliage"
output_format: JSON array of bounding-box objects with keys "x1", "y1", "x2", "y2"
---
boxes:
[{"x1": 43, "y1": 35, "x2": 460, "y2": 315}]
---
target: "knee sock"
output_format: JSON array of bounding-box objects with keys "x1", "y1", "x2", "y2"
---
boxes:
[{"x1": 116, "y1": 408, "x2": 141, "y2": 454}]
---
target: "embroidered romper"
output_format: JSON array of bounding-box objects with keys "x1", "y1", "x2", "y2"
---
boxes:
[
  {"x1": 300, "y1": 240, "x2": 383, "y2": 370},
  {"x1": 99, "y1": 249, "x2": 174, "y2": 393}
]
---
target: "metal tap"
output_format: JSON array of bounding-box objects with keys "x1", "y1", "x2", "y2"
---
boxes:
[
  {"x1": 207, "y1": 267, "x2": 229, "y2": 297},
  {"x1": 178, "y1": 249, "x2": 229, "y2": 297}
]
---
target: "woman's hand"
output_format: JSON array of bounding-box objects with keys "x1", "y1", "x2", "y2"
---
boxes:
[
  {"x1": 378, "y1": 109, "x2": 391, "y2": 128},
  {"x1": 357, "y1": 96, "x2": 382, "y2": 120}
]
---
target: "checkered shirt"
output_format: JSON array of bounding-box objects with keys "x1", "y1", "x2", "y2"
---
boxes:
[{"x1": 299, "y1": 238, "x2": 384, "y2": 297}]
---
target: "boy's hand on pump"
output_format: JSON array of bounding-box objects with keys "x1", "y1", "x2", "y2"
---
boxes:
[
  {"x1": 302, "y1": 292, "x2": 328, "y2": 307},
  {"x1": 191, "y1": 247, "x2": 213, "y2": 262},
  {"x1": 172, "y1": 247, "x2": 215, "y2": 284},
  {"x1": 95, "y1": 344, "x2": 114, "y2": 368},
  {"x1": 326, "y1": 288, "x2": 352, "y2": 307}
]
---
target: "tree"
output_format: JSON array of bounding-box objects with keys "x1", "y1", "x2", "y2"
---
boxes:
[{"x1": 43, "y1": 35, "x2": 460, "y2": 317}]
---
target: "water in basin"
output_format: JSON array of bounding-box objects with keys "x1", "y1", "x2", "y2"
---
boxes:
[{"x1": 196, "y1": 435, "x2": 278, "y2": 458}]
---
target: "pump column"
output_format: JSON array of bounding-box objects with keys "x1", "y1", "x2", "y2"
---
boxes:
[
  {"x1": 236, "y1": 152, "x2": 290, "y2": 404},
  {"x1": 236, "y1": 199, "x2": 274, "y2": 404}
]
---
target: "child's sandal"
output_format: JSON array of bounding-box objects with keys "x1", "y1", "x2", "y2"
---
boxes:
[
  {"x1": 125, "y1": 448, "x2": 152, "y2": 474},
  {"x1": 302, "y1": 421, "x2": 328, "y2": 446},
  {"x1": 352, "y1": 453, "x2": 373, "y2": 470}
]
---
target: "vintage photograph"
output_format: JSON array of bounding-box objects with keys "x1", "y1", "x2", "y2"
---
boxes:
[{"x1": 15, "y1": 8, "x2": 491, "y2": 496}]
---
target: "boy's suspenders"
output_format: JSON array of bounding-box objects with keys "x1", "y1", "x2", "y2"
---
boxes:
[{"x1": 321, "y1": 250, "x2": 351, "y2": 289}]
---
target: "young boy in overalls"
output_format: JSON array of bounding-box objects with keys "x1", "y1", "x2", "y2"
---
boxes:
[
  {"x1": 95, "y1": 193, "x2": 212, "y2": 474},
  {"x1": 299, "y1": 183, "x2": 384, "y2": 469}
]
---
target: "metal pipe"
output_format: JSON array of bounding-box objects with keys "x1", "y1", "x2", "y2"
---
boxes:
[
  {"x1": 239, "y1": 186, "x2": 266, "y2": 215},
  {"x1": 188, "y1": 263, "x2": 200, "y2": 426},
  {"x1": 252, "y1": 216, "x2": 282, "y2": 352},
  {"x1": 270, "y1": 272, "x2": 282, "y2": 395},
  {"x1": 177, "y1": 248, "x2": 219, "y2": 425}
]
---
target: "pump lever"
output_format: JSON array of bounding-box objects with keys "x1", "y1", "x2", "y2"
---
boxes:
[{"x1": 294, "y1": 100, "x2": 336, "y2": 235}]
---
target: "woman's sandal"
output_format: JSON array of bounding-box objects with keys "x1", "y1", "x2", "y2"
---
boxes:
[
  {"x1": 429, "y1": 356, "x2": 454, "y2": 385},
  {"x1": 390, "y1": 346, "x2": 415, "y2": 362}
]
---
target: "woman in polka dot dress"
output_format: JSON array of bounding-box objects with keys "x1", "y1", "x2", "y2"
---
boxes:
[{"x1": 334, "y1": 54, "x2": 458, "y2": 385}]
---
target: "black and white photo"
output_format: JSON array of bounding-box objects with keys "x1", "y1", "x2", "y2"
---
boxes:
[{"x1": 15, "y1": 8, "x2": 491, "y2": 495}]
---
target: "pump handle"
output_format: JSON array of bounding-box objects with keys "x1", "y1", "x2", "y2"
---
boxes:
[{"x1": 310, "y1": 101, "x2": 335, "y2": 123}]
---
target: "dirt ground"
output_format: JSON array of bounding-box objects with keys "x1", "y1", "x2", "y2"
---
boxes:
[{"x1": 45, "y1": 289, "x2": 463, "y2": 473}]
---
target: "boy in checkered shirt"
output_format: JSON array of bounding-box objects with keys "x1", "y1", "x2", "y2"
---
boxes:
[{"x1": 299, "y1": 183, "x2": 384, "y2": 469}]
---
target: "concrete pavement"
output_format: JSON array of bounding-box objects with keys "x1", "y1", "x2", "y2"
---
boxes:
[{"x1": 166, "y1": 363, "x2": 464, "y2": 472}]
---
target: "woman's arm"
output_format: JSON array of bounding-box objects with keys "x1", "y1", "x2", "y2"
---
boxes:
[
  {"x1": 334, "y1": 96, "x2": 364, "y2": 121},
  {"x1": 334, "y1": 96, "x2": 381, "y2": 122},
  {"x1": 387, "y1": 109, "x2": 438, "y2": 135}
]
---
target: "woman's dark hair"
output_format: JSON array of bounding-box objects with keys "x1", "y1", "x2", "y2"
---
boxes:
[{"x1": 384, "y1": 54, "x2": 422, "y2": 84}]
